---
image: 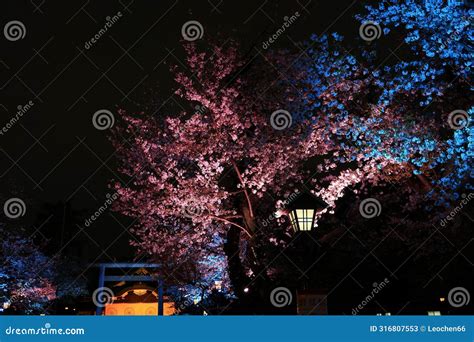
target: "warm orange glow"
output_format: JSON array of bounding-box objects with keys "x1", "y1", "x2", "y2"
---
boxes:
[
  {"x1": 133, "y1": 289, "x2": 148, "y2": 296},
  {"x1": 104, "y1": 302, "x2": 176, "y2": 316},
  {"x1": 290, "y1": 209, "x2": 315, "y2": 231}
]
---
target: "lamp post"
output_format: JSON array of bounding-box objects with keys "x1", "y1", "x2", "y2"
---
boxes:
[
  {"x1": 287, "y1": 192, "x2": 328, "y2": 233},
  {"x1": 286, "y1": 192, "x2": 329, "y2": 314}
]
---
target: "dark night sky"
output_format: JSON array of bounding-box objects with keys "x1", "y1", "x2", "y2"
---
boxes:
[
  {"x1": 1, "y1": 1, "x2": 473, "y2": 317},
  {"x1": 1, "y1": 0, "x2": 382, "y2": 262}
]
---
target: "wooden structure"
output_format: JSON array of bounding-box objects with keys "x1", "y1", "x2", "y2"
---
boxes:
[{"x1": 94, "y1": 263, "x2": 169, "y2": 316}]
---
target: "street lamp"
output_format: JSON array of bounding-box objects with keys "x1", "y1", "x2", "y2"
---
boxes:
[{"x1": 288, "y1": 192, "x2": 328, "y2": 232}]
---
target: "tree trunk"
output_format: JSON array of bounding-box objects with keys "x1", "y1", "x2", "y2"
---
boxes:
[
  {"x1": 416, "y1": 174, "x2": 432, "y2": 191},
  {"x1": 223, "y1": 225, "x2": 249, "y2": 296}
]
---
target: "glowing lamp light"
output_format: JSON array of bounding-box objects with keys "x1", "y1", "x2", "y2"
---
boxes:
[
  {"x1": 133, "y1": 289, "x2": 148, "y2": 296},
  {"x1": 287, "y1": 192, "x2": 328, "y2": 232},
  {"x1": 214, "y1": 280, "x2": 223, "y2": 291},
  {"x1": 243, "y1": 287, "x2": 249, "y2": 293}
]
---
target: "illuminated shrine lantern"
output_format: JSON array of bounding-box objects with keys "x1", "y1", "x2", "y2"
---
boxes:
[
  {"x1": 288, "y1": 192, "x2": 328, "y2": 232},
  {"x1": 104, "y1": 285, "x2": 176, "y2": 316}
]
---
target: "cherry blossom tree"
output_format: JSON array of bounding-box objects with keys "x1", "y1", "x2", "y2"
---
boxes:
[
  {"x1": 113, "y1": 0, "x2": 472, "y2": 301},
  {"x1": 270, "y1": 0, "x2": 473, "y2": 293},
  {"x1": 283, "y1": 0, "x2": 473, "y2": 217},
  {"x1": 112, "y1": 43, "x2": 345, "y2": 294},
  {"x1": 0, "y1": 224, "x2": 57, "y2": 313},
  {"x1": 0, "y1": 218, "x2": 87, "y2": 314}
]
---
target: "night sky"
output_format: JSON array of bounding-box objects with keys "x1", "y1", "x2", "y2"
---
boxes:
[
  {"x1": 1, "y1": 0, "x2": 473, "y2": 317},
  {"x1": 1, "y1": 0, "x2": 375, "y2": 261}
]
